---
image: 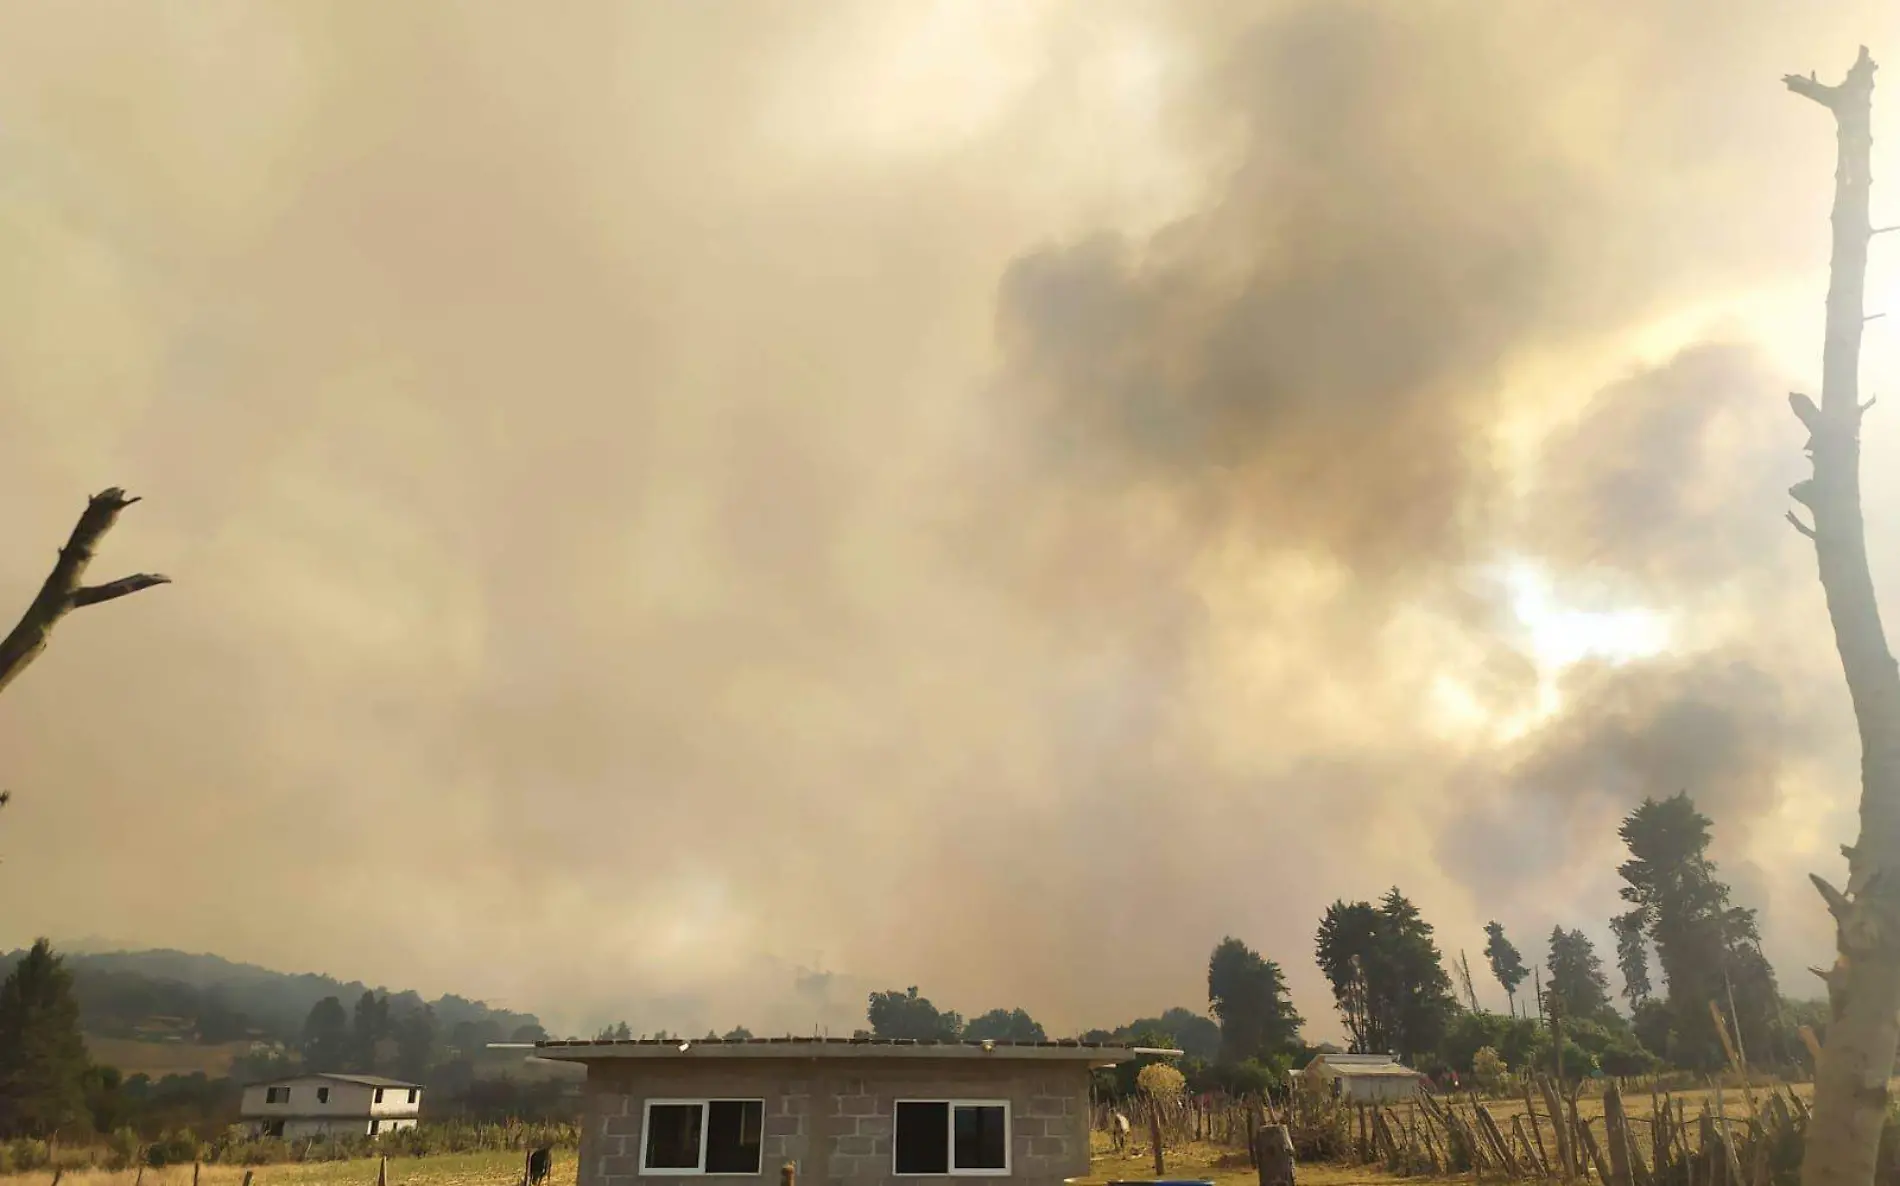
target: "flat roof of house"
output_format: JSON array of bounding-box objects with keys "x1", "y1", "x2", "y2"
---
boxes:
[
  {"x1": 532, "y1": 1037, "x2": 1141, "y2": 1065},
  {"x1": 253, "y1": 1073, "x2": 423, "y2": 1089},
  {"x1": 1301, "y1": 1055, "x2": 1418, "y2": 1078}
]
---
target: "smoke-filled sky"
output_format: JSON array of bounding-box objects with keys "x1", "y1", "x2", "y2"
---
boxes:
[{"x1": 4, "y1": 2, "x2": 1900, "y2": 1042}]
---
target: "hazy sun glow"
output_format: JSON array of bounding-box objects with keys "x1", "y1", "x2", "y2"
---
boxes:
[{"x1": 1504, "y1": 562, "x2": 1672, "y2": 670}]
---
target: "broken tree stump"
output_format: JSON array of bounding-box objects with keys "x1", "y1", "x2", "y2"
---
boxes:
[{"x1": 1255, "y1": 1124, "x2": 1295, "y2": 1186}]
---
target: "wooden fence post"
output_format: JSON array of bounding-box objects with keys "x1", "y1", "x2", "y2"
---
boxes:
[
  {"x1": 377, "y1": 1154, "x2": 389, "y2": 1186},
  {"x1": 1254, "y1": 1125, "x2": 1295, "y2": 1186},
  {"x1": 1602, "y1": 1081, "x2": 1636, "y2": 1186},
  {"x1": 192, "y1": 1162, "x2": 201, "y2": 1186},
  {"x1": 1538, "y1": 1077, "x2": 1574, "y2": 1179},
  {"x1": 1149, "y1": 1099, "x2": 1166, "y2": 1176}
]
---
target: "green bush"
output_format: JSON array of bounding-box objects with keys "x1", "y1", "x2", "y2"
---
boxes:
[
  {"x1": 105, "y1": 1126, "x2": 142, "y2": 1171},
  {"x1": 146, "y1": 1129, "x2": 202, "y2": 1167},
  {"x1": 1208, "y1": 1058, "x2": 1284, "y2": 1098},
  {"x1": 195, "y1": 1121, "x2": 581, "y2": 1166},
  {"x1": 1470, "y1": 1047, "x2": 1505, "y2": 1092},
  {"x1": 2, "y1": 1139, "x2": 51, "y2": 1173},
  {"x1": 1439, "y1": 1012, "x2": 1539, "y2": 1074}
]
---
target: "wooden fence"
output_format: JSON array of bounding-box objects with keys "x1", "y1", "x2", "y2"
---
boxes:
[{"x1": 1093, "y1": 1077, "x2": 1808, "y2": 1184}]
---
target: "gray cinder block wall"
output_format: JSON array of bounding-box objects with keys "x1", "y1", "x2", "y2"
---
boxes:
[{"x1": 579, "y1": 1059, "x2": 1094, "y2": 1186}]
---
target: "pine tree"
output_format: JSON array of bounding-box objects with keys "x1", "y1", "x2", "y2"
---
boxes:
[
  {"x1": 1545, "y1": 928, "x2": 1612, "y2": 1021},
  {"x1": 1483, "y1": 922, "x2": 1529, "y2": 1016},
  {"x1": 351, "y1": 991, "x2": 390, "y2": 1072},
  {"x1": 1611, "y1": 911, "x2": 1653, "y2": 1007},
  {"x1": 1617, "y1": 793, "x2": 1782, "y2": 1068},
  {"x1": 1315, "y1": 888, "x2": 1457, "y2": 1062},
  {"x1": 393, "y1": 1005, "x2": 436, "y2": 1082},
  {"x1": 0, "y1": 940, "x2": 92, "y2": 1138},
  {"x1": 300, "y1": 996, "x2": 351, "y2": 1073},
  {"x1": 1206, "y1": 937, "x2": 1303, "y2": 1062}
]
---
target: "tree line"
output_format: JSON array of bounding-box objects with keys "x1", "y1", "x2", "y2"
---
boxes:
[
  {"x1": 822, "y1": 790, "x2": 1805, "y2": 1096},
  {"x1": 0, "y1": 942, "x2": 574, "y2": 1143},
  {"x1": 0, "y1": 789, "x2": 1806, "y2": 1144},
  {"x1": 3, "y1": 947, "x2": 543, "y2": 1055}
]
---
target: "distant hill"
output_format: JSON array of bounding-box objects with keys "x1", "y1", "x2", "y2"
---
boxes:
[
  {"x1": 0, "y1": 945, "x2": 546, "y2": 1060},
  {"x1": 83, "y1": 1035, "x2": 258, "y2": 1079}
]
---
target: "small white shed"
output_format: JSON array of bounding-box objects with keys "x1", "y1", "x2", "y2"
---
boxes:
[{"x1": 1293, "y1": 1053, "x2": 1421, "y2": 1104}]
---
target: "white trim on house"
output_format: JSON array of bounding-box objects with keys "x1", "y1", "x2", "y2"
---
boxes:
[
  {"x1": 637, "y1": 1098, "x2": 766, "y2": 1177},
  {"x1": 533, "y1": 1040, "x2": 1137, "y2": 1068},
  {"x1": 891, "y1": 1098, "x2": 1011, "y2": 1178}
]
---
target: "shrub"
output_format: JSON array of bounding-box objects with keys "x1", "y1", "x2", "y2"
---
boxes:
[
  {"x1": 1, "y1": 1139, "x2": 51, "y2": 1174},
  {"x1": 146, "y1": 1130, "x2": 201, "y2": 1167},
  {"x1": 195, "y1": 1121, "x2": 581, "y2": 1166},
  {"x1": 105, "y1": 1127, "x2": 142, "y2": 1171},
  {"x1": 1471, "y1": 1047, "x2": 1505, "y2": 1093},
  {"x1": 1211, "y1": 1058, "x2": 1282, "y2": 1098},
  {"x1": 1137, "y1": 1063, "x2": 1187, "y2": 1100}
]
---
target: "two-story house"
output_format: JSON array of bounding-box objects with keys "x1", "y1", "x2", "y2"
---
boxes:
[{"x1": 240, "y1": 1073, "x2": 424, "y2": 1139}]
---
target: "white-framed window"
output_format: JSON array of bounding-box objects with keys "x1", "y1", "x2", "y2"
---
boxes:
[
  {"x1": 317, "y1": 1087, "x2": 331, "y2": 1104},
  {"x1": 640, "y1": 1099, "x2": 765, "y2": 1176},
  {"x1": 893, "y1": 1100, "x2": 1010, "y2": 1177},
  {"x1": 265, "y1": 1087, "x2": 290, "y2": 1104}
]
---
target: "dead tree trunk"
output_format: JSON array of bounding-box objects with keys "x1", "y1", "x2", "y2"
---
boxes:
[
  {"x1": 0, "y1": 488, "x2": 168, "y2": 696},
  {"x1": 1784, "y1": 46, "x2": 1900, "y2": 1186}
]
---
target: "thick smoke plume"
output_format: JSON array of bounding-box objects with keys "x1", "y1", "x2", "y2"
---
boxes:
[{"x1": 1, "y1": 2, "x2": 1897, "y2": 1036}]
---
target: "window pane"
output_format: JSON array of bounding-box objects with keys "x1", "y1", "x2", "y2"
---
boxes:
[
  {"x1": 706, "y1": 1101, "x2": 764, "y2": 1174},
  {"x1": 646, "y1": 1103, "x2": 705, "y2": 1170},
  {"x1": 895, "y1": 1102, "x2": 950, "y2": 1174},
  {"x1": 953, "y1": 1106, "x2": 1008, "y2": 1171}
]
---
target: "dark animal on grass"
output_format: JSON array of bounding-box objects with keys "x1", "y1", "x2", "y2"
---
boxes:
[{"x1": 526, "y1": 1147, "x2": 552, "y2": 1186}]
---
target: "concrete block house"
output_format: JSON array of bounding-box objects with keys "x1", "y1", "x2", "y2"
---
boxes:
[
  {"x1": 239, "y1": 1073, "x2": 423, "y2": 1139},
  {"x1": 531, "y1": 1037, "x2": 1136, "y2": 1186}
]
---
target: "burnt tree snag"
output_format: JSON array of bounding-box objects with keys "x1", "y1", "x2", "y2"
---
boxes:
[
  {"x1": 1784, "y1": 46, "x2": 1900, "y2": 1186},
  {"x1": 0, "y1": 488, "x2": 169, "y2": 697}
]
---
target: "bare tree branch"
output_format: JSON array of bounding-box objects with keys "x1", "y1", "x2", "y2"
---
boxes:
[
  {"x1": 71, "y1": 573, "x2": 172, "y2": 607},
  {"x1": 1784, "y1": 44, "x2": 1900, "y2": 1186},
  {"x1": 0, "y1": 488, "x2": 170, "y2": 696}
]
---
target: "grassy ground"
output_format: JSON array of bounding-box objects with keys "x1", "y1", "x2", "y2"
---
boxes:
[
  {"x1": 0, "y1": 1147, "x2": 1417, "y2": 1186},
  {"x1": 82, "y1": 1038, "x2": 255, "y2": 1079},
  {"x1": 1437, "y1": 1076, "x2": 1818, "y2": 1156},
  {"x1": 1082, "y1": 1078, "x2": 1831, "y2": 1183},
  {"x1": 1085, "y1": 1139, "x2": 1414, "y2": 1186},
  {"x1": 0, "y1": 1079, "x2": 1839, "y2": 1186},
  {"x1": 0, "y1": 1152, "x2": 579, "y2": 1186}
]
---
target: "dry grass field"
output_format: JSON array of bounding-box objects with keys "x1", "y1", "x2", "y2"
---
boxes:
[
  {"x1": 81, "y1": 1039, "x2": 254, "y2": 1079},
  {"x1": 1085, "y1": 1138, "x2": 1417, "y2": 1186},
  {"x1": 0, "y1": 1138, "x2": 1429, "y2": 1186},
  {"x1": 0, "y1": 1078, "x2": 1854, "y2": 1186},
  {"x1": 0, "y1": 1147, "x2": 1433, "y2": 1186},
  {"x1": 1082, "y1": 1077, "x2": 1841, "y2": 1183},
  {"x1": 0, "y1": 1152, "x2": 579, "y2": 1186}
]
